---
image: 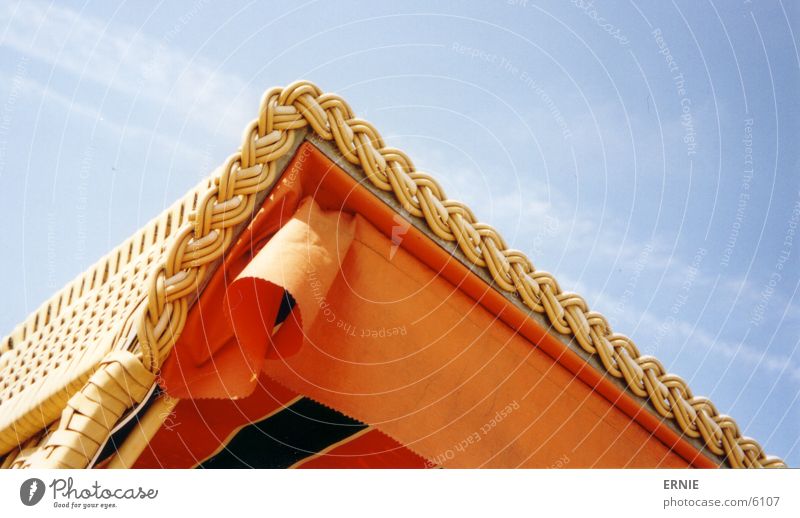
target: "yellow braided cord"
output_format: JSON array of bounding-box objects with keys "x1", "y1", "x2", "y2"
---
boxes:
[
  {"x1": 138, "y1": 81, "x2": 784, "y2": 468},
  {"x1": 1, "y1": 81, "x2": 785, "y2": 468}
]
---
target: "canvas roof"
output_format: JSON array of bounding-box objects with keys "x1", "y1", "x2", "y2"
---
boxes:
[{"x1": 0, "y1": 81, "x2": 784, "y2": 469}]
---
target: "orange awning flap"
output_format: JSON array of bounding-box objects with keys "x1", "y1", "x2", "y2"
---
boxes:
[{"x1": 160, "y1": 196, "x2": 355, "y2": 399}]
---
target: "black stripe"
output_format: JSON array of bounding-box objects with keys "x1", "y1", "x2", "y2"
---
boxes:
[
  {"x1": 276, "y1": 291, "x2": 296, "y2": 325},
  {"x1": 198, "y1": 398, "x2": 366, "y2": 469}
]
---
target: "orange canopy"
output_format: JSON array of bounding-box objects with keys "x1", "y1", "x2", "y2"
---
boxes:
[{"x1": 138, "y1": 143, "x2": 704, "y2": 469}]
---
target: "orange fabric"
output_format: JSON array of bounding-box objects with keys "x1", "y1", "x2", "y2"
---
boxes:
[
  {"x1": 140, "y1": 143, "x2": 708, "y2": 468},
  {"x1": 262, "y1": 212, "x2": 688, "y2": 468},
  {"x1": 160, "y1": 183, "x2": 356, "y2": 399},
  {"x1": 294, "y1": 429, "x2": 432, "y2": 469},
  {"x1": 236, "y1": 196, "x2": 356, "y2": 359},
  {"x1": 294, "y1": 146, "x2": 716, "y2": 468},
  {"x1": 133, "y1": 374, "x2": 299, "y2": 468}
]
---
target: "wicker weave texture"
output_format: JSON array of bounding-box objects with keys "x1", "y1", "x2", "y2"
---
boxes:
[{"x1": 0, "y1": 178, "x2": 211, "y2": 455}]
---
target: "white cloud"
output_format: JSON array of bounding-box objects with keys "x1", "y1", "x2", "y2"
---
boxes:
[
  {"x1": 0, "y1": 0, "x2": 256, "y2": 137},
  {"x1": 639, "y1": 310, "x2": 800, "y2": 384},
  {"x1": 15, "y1": 75, "x2": 205, "y2": 161}
]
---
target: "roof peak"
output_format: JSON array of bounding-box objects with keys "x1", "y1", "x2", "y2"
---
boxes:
[{"x1": 0, "y1": 81, "x2": 784, "y2": 468}]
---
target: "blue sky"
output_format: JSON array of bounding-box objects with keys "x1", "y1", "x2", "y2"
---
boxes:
[{"x1": 0, "y1": 0, "x2": 798, "y2": 465}]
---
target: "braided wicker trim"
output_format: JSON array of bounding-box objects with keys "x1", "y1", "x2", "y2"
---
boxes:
[
  {"x1": 2, "y1": 81, "x2": 785, "y2": 468},
  {"x1": 0, "y1": 178, "x2": 213, "y2": 455}
]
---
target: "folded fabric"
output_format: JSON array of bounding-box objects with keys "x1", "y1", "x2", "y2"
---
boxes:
[{"x1": 160, "y1": 195, "x2": 355, "y2": 399}]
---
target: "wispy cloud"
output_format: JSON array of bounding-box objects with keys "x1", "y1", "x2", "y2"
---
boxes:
[
  {"x1": 670, "y1": 318, "x2": 800, "y2": 383},
  {"x1": 13, "y1": 75, "x2": 206, "y2": 162},
  {"x1": 556, "y1": 274, "x2": 800, "y2": 385},
  {"x1": 433, "y1": 163, "x2": 800, "y2": 385},
  {"x1": 0, "y1": 0, "x2": 256, "y2": 137}
]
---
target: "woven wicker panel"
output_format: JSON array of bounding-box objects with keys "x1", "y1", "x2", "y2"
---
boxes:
[{"x1": 0, "y1": 178, "x2": 212, "y2": 454}]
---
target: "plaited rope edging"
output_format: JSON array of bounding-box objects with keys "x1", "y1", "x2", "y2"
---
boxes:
[{"x1": 60, "y1": 81, "x2": 784, "y2": 469}]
